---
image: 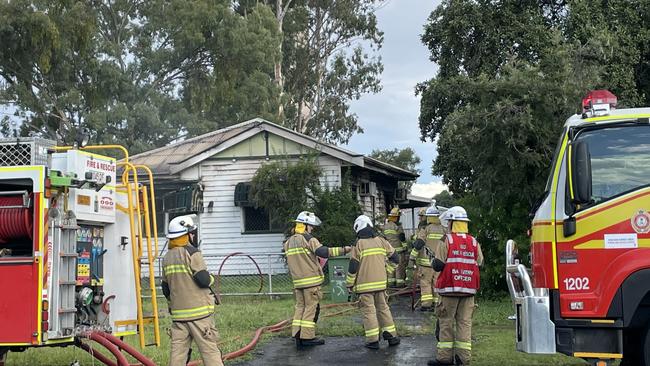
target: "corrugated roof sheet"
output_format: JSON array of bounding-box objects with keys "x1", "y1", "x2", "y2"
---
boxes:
[
  {"x1": 129, "y1": 120, "x2": 259, "y2": 174},
  {"x1": 129, "y1": 118, "x2": 418, "y2": 180}
]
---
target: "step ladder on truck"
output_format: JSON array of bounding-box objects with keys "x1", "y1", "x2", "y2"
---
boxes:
[
  {"x1": 507, "y1": 90, "x2": 650, "y2": 366},
  {"x1": 0, "y1": 139, "x2": 161, "y2": 365}
]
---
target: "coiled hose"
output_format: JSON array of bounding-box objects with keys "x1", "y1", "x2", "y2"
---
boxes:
[{"x1": 0, "y1": 196, "x2": 33, "y2": 244}]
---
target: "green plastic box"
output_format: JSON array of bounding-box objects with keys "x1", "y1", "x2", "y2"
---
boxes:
[{"x1": 327, "y1": 256, "x2": 350, "y2": 303}]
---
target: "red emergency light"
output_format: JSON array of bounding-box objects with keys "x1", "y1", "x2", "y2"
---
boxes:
[{"x1": 582, "y1": 90, "x2": 617, "y2": 113}]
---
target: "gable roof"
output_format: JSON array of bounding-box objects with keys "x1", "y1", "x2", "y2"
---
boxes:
[{"x1": 129, "y1": 118, "x2": 418, "y2": 180}]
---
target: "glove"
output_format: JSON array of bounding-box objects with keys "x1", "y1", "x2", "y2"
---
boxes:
[
  {"x1": 432, "y1": 258, "x2": 445, "y2": 272},
  {"x1": 344, "y1": 246, "x2": 352, "y2": 254}
]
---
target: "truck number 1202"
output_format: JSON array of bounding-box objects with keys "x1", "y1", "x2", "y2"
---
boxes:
[{"x1": 563, "y1": 277, "x2": 590, "y2": 291}]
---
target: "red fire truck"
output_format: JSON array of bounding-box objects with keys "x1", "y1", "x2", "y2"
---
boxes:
[
  {"x1": 0, "y1": 139, "x2": 160, "y2": 364},
  {"x1": 507, "y1": 90, "x2": 650, "y2": 365}
]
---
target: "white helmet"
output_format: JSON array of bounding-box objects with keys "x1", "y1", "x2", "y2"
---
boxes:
[
  {"x1": 353, "y1": 215, "x2": 373, "y2": 233},
  {"x1": 167, "y1": 214, "x2": 198, "y2": 239},
  {"x1": 425, "y1": 206, "x2": 440, "y2": 217},
  {"x1": 440, "y1": 206, "x2": 470, "y2": 223},
  {"x1": 295, "y1": 211, "x2": 321, "y2": 226}
]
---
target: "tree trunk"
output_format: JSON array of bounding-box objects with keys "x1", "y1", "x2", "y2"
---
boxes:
[{"x1": 275, "y1": 0, "x2": 285, "y2": 120}]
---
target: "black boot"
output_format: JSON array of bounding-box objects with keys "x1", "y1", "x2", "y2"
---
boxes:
[
  {"x1": 426, "y1": 360, "x2": 454, "y2": 366},
  {"x1": 455, "y1": 355, "x2": 465, "y2": 365},
  {"x1": 381, "y1": 331, "x2": 401, "y2": 346},
  {"x1": 364, "y1": 341, "x2": 380, "y2": 350},
  {"x1": 420, "y1": 306, "x2": 433, "y2": 312},
  {"x1": 300, "y1": 338, "x2": 325, "y2": 347}
]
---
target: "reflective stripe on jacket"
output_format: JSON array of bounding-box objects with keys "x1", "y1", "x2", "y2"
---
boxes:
[
  {"x1": 349, "y1": 237, "x2": 396, "y2": 293},
  {"x1": 284, "y1": 233, "x2": 341, "y2": 289},
  {"x1": 162, "y1": 246, "x2": 216, "y2": 321},
  {"x1": 435, "y1": 233, "x2": 480, "y2": 295}
]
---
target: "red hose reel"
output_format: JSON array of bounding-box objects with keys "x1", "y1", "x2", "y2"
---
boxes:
[{"x1": 0, "y1": 195, "x2": 33, "y2": 244}]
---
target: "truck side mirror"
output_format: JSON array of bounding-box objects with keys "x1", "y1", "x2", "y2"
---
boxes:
[{"x1": 570, "y1": 140, "x2": 592, "y2": 205}]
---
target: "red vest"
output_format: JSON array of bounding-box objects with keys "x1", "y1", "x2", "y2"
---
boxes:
[{"x1": 435, "y1": 233, "x2": 480, "y2": 295}]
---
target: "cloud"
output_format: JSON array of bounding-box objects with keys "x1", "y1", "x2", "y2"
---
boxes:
[{"x1": 410, "y1": 181, "x2": 447, "y2": 199}]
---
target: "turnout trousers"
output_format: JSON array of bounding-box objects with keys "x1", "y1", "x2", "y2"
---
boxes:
[
  {"x1": 292, "y1": 285, "x2": 322, "y2": 339},
  {"x1": 435, "y1": 295, "x2": 475, "y2": 365},
  {"x1": 387, "y1": 251, "x2": 408, "y2": 287},
  {"x1": 359, "y1": 291, "x2": 398, "y2": 343},
  {"x1": 419, "y1": 266, "x2": 438, "y2": 307},
  {"x1": 169, "y1": 315, "x2": 224, "y2": 366}
]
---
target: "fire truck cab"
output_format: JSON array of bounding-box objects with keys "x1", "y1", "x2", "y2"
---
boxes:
[
  {"x1": 0, "y1": 139, "x2": 160, "y2": 364},
  {"x1": 507, "y1": 90, "x2": 650, "y2": 365}
]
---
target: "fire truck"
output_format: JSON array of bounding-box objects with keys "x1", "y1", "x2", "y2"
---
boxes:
[
  {"x1": 0, "y1": 139, "x2": 161, "y2": 364},
  {"x1": 506, "y1": 90, "x2": 650, "y2": 365}
]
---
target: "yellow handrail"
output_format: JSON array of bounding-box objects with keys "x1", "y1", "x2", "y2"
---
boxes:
[
  {"x1": 134, "y1": 165, "x2": 160, "y2": 258},
  {"x1": 53, "y1": 145, "x2": 129, "y2": 162},
  {"x1": 140, "y1": 186, "x2": 161, "y2": 346},
  {"x1": 119, "y1": 162, "x2": 146, "y2": 348}
]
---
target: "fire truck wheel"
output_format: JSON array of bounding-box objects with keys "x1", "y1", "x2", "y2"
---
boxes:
[{"x1": 642, "y1": 324, "x2": 650, "y2": 366}]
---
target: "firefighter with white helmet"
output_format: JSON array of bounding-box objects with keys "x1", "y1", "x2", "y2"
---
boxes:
[
  {"x1": 162, "y1": 215, "x2": 223, "y2": 366},
  {"x1": 409, "y1": 205, "x2": 445, "y2": 311},
  {"x1": 284, "y1": 211, "x2": 351, "y2": 349},
  {"x1": 346, "y1": 215, "x2": 401, "y2": 349},
  {"x1": 383, "y1": 207, "x2": 408, "y2": 288},
  {"x1": 428, "y1": 206, "x2": 483, "y2": 366}
]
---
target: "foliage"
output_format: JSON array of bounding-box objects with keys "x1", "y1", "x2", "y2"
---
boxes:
[
  {"x1": 369, "y1": 147, "x2": 421, "y2": 190},
  {"x1": 237, "y1": 0, "x2": 385, "y2": 144},
  {"x1": 416, "y1": 0, "x2": 622, "y2": 294},
  {"x1": 250, "y1": 157, "x2": 361, "y2": 246},
  {"x1": 249, "y1": 156, "x2": 322, "y2": 230},
  {"x1": 0, "y1": 0, "x2": 281, "y2": 153},
  {"x1": 433, "y1": 190, "x2": 455, "y2": 208},
  {"x1": 369, "y1": 147, "x2": 421, "y2": 174},
  {"x1": 312, "y1": 181, "x2": 362, "y2": 247}
]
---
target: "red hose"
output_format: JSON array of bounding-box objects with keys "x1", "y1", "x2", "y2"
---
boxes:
[
  {"x1": 0, "y1": 196, "x2": 33, "y2": 243},
  {"x1": 85, "y1": 332, "x2": 130, "y2": 366},
  {"x1": 221, "y1": 319, "x2": 290, "y2": 361},
  {"x1": 94, "y1": 332, "x2": 156, "y2": 366},
  {"x1": 216, "y1": 252, "x2": 264, "y2": 297},
  {"x1": 102, "y1": 295, "x2": 116, "y2": 314},
  {"x1": 78, "y1": 341, "x2": 118, "y2": 366}
]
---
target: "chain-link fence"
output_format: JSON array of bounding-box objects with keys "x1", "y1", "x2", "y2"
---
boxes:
[{"x1": 144, "y1": 252, "x2": 303, "y2": 298}]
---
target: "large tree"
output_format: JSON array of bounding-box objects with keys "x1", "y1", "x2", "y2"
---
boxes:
[
  {"x1": 416, "y1": 0, "x2": 630, "y2": 294},
  {"x1": 0, "y1": 0, "x2": 281, "y2": 153},
  {"x1": 236, "y1": 0, "x2": 385, "y2": 144}
]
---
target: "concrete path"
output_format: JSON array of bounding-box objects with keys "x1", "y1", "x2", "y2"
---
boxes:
[
  {"x1": 234, "y1": 335, "x2": 436, "y2": 366},
  {"x1": 235, "y1": 295, "x2": 438, "y2": 365}
]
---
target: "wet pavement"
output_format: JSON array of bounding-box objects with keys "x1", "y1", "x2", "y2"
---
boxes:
[
  {"x1": 235, "y1": 294, "x2": 438, "y2": 365},
  {"x1": 234, "y1": 335, "x2": 436, "y2": 366}
]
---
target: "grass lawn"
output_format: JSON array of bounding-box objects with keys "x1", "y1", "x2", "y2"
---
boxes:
[{"x1": 6, "y1": 297, "x2": 605, "y2": 365}]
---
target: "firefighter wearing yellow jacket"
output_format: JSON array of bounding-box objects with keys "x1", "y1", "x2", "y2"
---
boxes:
[
  {"x1": 384, "y1": 207, "x2": 408, "y2": 287},
  {"x1": 409, "y1": 206, "x2": 445, "y2": 311},
  {"x1": 162, "y1": 215, "x2": 223, "y2": 366},
  {"x1": 346, "y1": 215, "x2": 401, "y2": 349},
  {"x1": 284, "y1": 211, "x2": 351, "y2": 349}
]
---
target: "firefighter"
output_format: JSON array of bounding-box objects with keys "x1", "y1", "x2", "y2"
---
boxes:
[
  {"x1": 346, "y1": 215, "x2": 401, "y2": 349},
  {"x1": 284, "y1": 211, "x2": 351, "y2": 349},
  {"x1": 383, "y1": 207, "x2": 408, "y2": 288},
  {"x1": 161, "y1": 215, "x2": 223, "y2": 366},
  {"x1": 427, "y1": 206, "x2": 483, "y2": 366},
  {"x1": 409, "y1": 206, "x2": 445, "y2": 311}
]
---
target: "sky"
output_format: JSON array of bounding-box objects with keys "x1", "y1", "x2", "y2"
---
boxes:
[{"x1": 345, "y1": 0, "x2": 445, "y2": 199}]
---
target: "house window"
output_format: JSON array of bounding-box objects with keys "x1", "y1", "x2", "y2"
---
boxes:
[{"x1": 242, "y1": 207, "x2": 284, "y2": 234}]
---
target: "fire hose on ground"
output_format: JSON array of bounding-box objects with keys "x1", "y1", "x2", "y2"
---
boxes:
[{"x1": 73, "y1": 252, "x2": 421, "y2": 365}]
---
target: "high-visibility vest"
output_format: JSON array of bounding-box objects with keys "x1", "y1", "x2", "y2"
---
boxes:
[{"x1": 435, "y1": 233, "x2": 480, "y2": 295}]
